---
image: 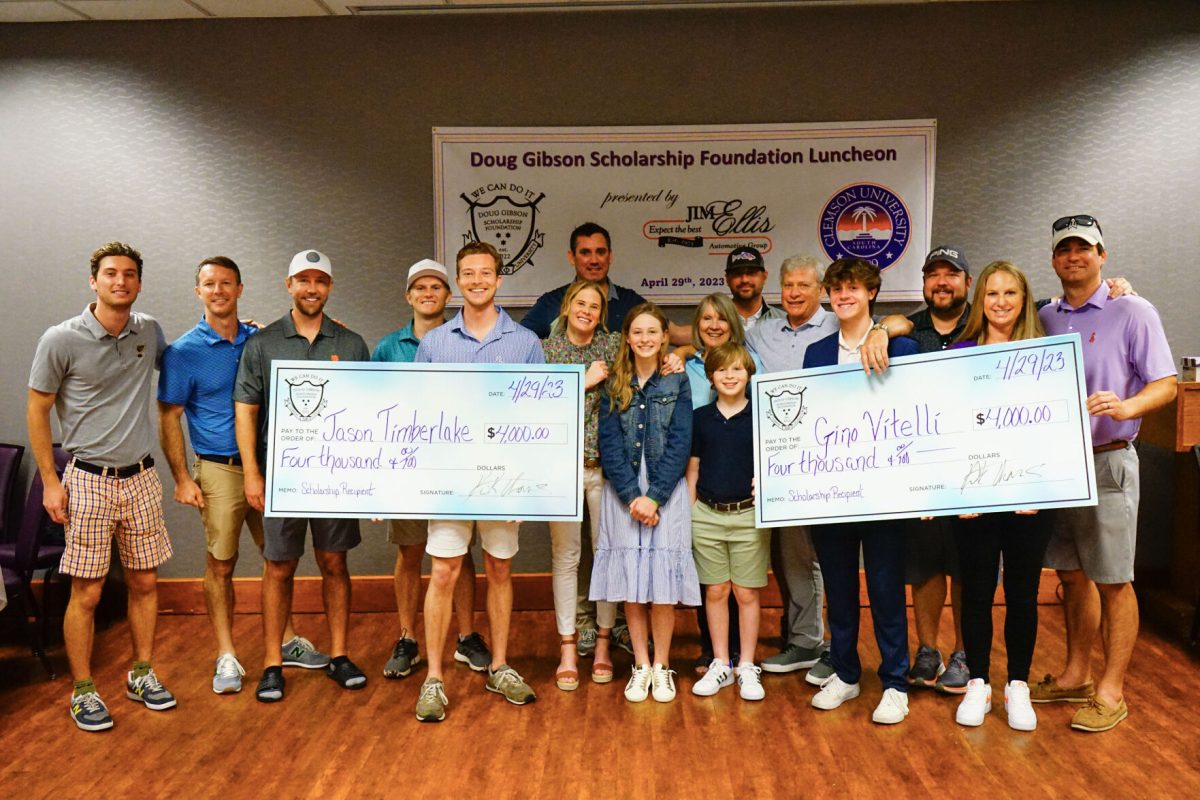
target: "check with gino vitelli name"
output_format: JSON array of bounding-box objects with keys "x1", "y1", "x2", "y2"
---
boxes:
[
  {"x1": 264, "y1": 362, "x2": 585, "y2": 520},
  {"x1": 753, "y1": 334, "x2": 1098, "y2": 527}
]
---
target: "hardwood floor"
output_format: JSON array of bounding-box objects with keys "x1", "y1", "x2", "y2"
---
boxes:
[{"x1": 2, "y1": 608, "x2": 1198, "y2": 799}]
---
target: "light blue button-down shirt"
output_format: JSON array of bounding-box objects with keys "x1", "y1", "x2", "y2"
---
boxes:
[{"x1": 745, "y1": 305, "x2": 838, "y2": 374}]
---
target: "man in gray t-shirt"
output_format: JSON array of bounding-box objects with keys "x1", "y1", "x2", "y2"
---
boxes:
[{"x1": 27, "y1": 241, "x2": 175, "y2": 733}]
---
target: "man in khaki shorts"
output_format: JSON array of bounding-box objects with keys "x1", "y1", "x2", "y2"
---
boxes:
[
  {"x1": 28, "y1": 241, "x2": 175, "y2": 732},
  {"x1": 371, "y1": 259, "x2": 489, "y2": 679},
  {"x1": 159, "y1": 256, "x2": 329, "y2": 695}
]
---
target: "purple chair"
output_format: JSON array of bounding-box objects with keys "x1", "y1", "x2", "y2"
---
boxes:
[
  {"x1": 0, "y1": 442, "x2": 25, "y2": 544},
  {"x1": 0, "y1": 444, "x2": 70, "y2": 679}
]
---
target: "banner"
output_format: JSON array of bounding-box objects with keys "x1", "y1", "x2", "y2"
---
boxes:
[
  {"x1": 433, "y1": 121, "x2": 936, "y2": 304},
  {"x1": 753, "y1": 335, "x2": 1098, "y2": 527},
  {"x1": 264, "y1": 361, "x2": 585, "y2": 521}
]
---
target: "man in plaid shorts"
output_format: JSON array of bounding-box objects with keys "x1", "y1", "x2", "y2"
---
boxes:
[{"x1": 28, "y1": 241, "x2": 176, "y2": 732}]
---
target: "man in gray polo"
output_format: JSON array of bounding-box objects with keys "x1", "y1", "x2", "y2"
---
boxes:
[
  {"x1": 234, "y1": 249, "x2": 371, "y2": 703},
  {"x1": 28, "y1": 241, "x2": 175, "y2": 732}
]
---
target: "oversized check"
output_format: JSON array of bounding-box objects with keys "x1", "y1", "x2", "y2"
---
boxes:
[
  {"x1": 753, "y1": 334, "x2": 1098, "y2": 527},
  {"x1": 264, "y1": 361, "x2": 585, "y2": 520}
]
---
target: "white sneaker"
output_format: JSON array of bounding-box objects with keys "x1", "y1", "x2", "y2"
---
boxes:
[
  {"x1": 872, "y1": 688, "x2": 910, "y2": 724},
  {"x1": 624, "y1": 664, "x2": 652, "y2": 703},
  {"x1": 955, "y1": 678, "x2": 992, "y2": 726},
  {"x1": 692, "y1": 659, "x2": 733, "y2": 696},
  {"x1": 1005, "y1": 680, "x2": 1038, "y2": 731},
  {"x1": 737, "y1": 663, "x2": 765, "y2": 701},
  {"x1": 212, "y1": 653, "x2": 245, "y2": 694},
  {"x1": 811, "y1": 674, "x2": 860, "y2": 710},
  {"x1": 651, "y1": 663, "x2": 677, "y2": 703}
]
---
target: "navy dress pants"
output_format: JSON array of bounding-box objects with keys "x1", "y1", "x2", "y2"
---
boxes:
[{"x1": 811, "y1": 522, "x2": 909, "y2": 691}]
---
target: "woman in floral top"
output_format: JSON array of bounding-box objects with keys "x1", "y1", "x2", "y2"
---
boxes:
[{"x1": 542, "y1": 280, "x2": 621, "y2": 690}]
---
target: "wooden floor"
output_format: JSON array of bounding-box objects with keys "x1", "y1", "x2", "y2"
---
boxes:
[{"x1": 2, "y1": 609, "x2": 1199, "y2": 799}]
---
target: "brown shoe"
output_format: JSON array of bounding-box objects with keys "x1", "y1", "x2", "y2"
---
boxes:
[
  {"x1": 1070, "y1": 697, "x2": 1129, "y2": 732},
  {"x1": 1029, "y1": 673, "x2": 1095, "y2": 704}
]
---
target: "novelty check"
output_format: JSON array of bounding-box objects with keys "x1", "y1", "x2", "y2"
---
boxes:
[
  {"x1": 264, "y1": 361, "x2": 585, "y2": 520},
  {"x1": 753, "y1": 334, "x2": 1098, "y2": 527}
]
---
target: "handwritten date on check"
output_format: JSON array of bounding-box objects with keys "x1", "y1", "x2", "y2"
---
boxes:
[
  {"x1": 264, "y1": 361, "x2": 585, "y2": 521},
  {"x1": 752, "y1": 334, "x2": 1098, "y2": 527}
]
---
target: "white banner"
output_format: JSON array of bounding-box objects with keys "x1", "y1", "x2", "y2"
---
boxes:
[{"x1": 433, "y1": 121, "x2": 935, "y2": 304}]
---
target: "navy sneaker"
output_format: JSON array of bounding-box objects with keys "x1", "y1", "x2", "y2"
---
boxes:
[
  {"x1": 71, "y1": 691, "x2": 114, "y2": 732},
  {"x1": 384, "y1": 637, "x2": 420, "y2": 679},
  {"x1": 126, "y1": 669, "x2": 177, "y2": 711}
]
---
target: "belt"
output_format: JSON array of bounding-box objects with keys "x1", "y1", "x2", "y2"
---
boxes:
[
  {"x1": 197, "y1": 453, "x2": 242, "y2": 467},
  {"x1": 699, "y1": 495, "x2": 755, "y2": 513},
  {"x1": 71, "y1": 455, "x2": 154, "y2": 479},
  {"x1": 583, "y1": 457, "x2": 601, "y2": 469},
  {"x1": 1093, "y1": 440, "x2": 1129, "y2": 454}
]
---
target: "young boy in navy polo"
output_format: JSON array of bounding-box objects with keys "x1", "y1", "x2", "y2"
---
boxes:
[{"x1": 687, "y1": 342, "x2": 769, "y2": 701}]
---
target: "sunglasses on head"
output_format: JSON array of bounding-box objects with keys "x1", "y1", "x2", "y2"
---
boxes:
[{"x1": 1052, "y1": 215, "x2": 1103, "y2": 236}]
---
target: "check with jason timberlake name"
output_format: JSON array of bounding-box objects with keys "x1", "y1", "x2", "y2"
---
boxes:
[
  {"x1": 264, "y1": 361, "x2": 585, "y2": 520},
  {"x1": 752, "y1": 334, "x2": 1098, "y2": 527}
]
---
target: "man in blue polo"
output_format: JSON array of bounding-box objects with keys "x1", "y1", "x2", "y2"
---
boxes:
[
  {"x1": 413, "y1": 241, "x2": 544, "y2": 722},
  {"x1": 158, "y1": 256, "x2": 329, "y2": 695},
  {"x1": 234, "y1": 249, "x2": 371, "y2": 703}
]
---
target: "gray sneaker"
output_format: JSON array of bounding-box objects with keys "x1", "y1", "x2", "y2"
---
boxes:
[
  {"x1": 805, "y1": 648, "x2": 835, "y2": 686},
  {"x1": 486, "y1": 664, "x2": 536, "y2": 705},
  {"x1": 212, "y1": 653, "x2": 245, "y2": 694},
  {"x1": 576, "y1": 627, "x2": 598, "y2": 658},
  {"x1": 937, "y1": 650, "x2": 970, "y2": 695},
  {"x1": 70, "y1": 691, "x2": 114, "y2": 731},
  {"x1": 454, "y1": 632, "x2": 491, "y2": 672},
  {"x1": 416, "y1": 677, "x2": 448, "y2": 722},
  {"x1": 762, "y1": 643, "x2": 823, "y2": 673},
  {"x1": 384, "y1": 637, "x2": 421, "y2": 679},
  {"x1": 907, "y1": 645, "x2": 944, "y2": 688},
  {"x1": 281, "y1": 636, "x2": 331, "y2": 669},
  {"x1": 126, "y1": 669, "x2": 177, "y2": 711}
]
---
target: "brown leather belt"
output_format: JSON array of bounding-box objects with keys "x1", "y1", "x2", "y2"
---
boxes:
[
  {"x1": 699, "y1": 496, "x2": 755, "y2": 513},
  {"x1": 71, "y1": 455, "x2": 154, "y2": 479},
  {"x1": 1093, "y1": 440, "x2": 1129, "y2": 454}
]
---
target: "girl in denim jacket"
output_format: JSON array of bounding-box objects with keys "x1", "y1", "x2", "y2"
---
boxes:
[{"x1": 591, "y1": 302, "x2": 700, "y2": 704}]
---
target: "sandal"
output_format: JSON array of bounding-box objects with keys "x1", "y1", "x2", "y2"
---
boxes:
[
  {"x1": 556, "y1": 636, "x2": 580, "y2": 692},
  {"x1": 592, "y1": 630, "x2": 614, "y2": 684}
]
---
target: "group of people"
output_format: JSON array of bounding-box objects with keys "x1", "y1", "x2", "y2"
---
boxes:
[{"x1": 27, "y1": 216, "x2": 1175, "y2": 735}]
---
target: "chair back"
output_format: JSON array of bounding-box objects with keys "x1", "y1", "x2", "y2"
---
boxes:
[
  {"x1": 0, "y1": 442, "x2": 25, "y2": 544},
  {"x1": 14, "y1": 446, "x2": 70, "y2": 572}
]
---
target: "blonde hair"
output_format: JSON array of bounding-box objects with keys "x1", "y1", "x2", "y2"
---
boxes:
[
  {"x1": 606, "y1": 302, "x2": 669, "y2": 414},
  {"x1": 549, "y1": 279, "x2": 608, "y2": 338},
  {"x1": 690, "y1": 292, "x2": 747, "y2": 352},
  {"x1": 956, "y1": 261, "x2": 1045, "y2": 344}
]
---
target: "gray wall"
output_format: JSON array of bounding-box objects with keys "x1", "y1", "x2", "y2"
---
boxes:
[{"x1": 2, "y1": 1, "x2": 1197, "y2": 578}]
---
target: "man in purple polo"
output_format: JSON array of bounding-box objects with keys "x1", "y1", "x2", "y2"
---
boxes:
[{"x1": 1033, "y1": 215, "x2": 1176, "y2": 732}]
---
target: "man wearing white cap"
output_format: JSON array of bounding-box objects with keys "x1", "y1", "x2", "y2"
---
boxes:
[
  {"x1": 234, "y1": 249, "x2": 372, "y2": 702},
  {"x1": 372, "y1": 259, "x2": 489, "y2": 681},
  {"x1": 1032, "y1": 216, "x2": 1175, "y2": 731}
]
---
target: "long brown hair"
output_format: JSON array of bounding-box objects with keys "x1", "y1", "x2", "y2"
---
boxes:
[
  {"x1": 955, "y1": 261, "x2": 1045, "y2": 344},
  {"x1": 606, "y1": 302, "x2": 670, "y2": 414}
]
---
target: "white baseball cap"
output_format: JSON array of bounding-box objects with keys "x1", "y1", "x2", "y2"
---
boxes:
[
  {"x1": 406, "y1": 258, "x2": 450, "y2": 292},
  {"x1": 288, "y1": 249, "x2": 333, "y2": 278}
]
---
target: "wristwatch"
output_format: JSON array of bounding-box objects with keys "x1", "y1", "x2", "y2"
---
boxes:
[{"x1": 869, "y1": 322, "x2": 889, "y2": 335}]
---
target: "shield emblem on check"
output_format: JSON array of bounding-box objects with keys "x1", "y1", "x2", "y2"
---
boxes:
[
  {"x1": 766, "y1": 386, "x2": 806, "y2": 430},
  {"x1": 285, "y1": 378, "x2": 328, "y2": 421}
]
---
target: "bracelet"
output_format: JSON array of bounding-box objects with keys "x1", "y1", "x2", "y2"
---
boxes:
[{"x1": 869, "y1": 322, "x2": 889, "y2": 335}]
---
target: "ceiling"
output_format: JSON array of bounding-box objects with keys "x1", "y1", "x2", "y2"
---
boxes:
[{"x1": 0, "y1": 0, "x2": 1009, "y2": 23}]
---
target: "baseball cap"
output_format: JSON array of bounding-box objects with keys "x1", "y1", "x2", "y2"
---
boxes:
[
  {"x1": 406, "y1": 258, "x2": 450, "y2": 292},
  {"x1": 726, "y1": 246, "x2": 765, "y2": 272},
  {"x1": 288, "y1": 249, "x2": 332, "y2": 278},
  {"x1": 1051, "y1": 215, "x2": 1104, "y2": 250},
  {"x1": 921, "y1": 245, "x2": 970, "y2": 275}
]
